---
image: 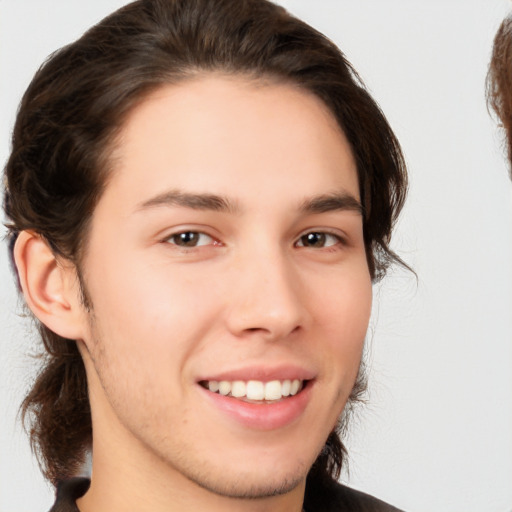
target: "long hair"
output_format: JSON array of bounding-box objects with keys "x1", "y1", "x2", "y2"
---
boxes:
[
  {"x1": 3, "y1": 0, "x2": 408, "y2": 487},
  {"x1": 487, "y1": 14, "x2": 512, "y2": 178}
]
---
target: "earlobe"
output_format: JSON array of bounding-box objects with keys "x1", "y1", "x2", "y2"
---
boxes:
[{"x1": 14, "y1": 231, "x2": 86, "y2": 340}]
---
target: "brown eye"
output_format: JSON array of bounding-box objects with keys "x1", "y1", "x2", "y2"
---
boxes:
[
  {"x1": 167, "y1": 231, "x2": 213, "y2": 247},
  {"x1": 296, "y1": 232, "x2": 340, "y2": 248}
]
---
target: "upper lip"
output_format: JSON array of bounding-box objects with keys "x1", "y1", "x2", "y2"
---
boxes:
[{"x1": 197, "y1": 364, "x2": 316, "y2": 383}]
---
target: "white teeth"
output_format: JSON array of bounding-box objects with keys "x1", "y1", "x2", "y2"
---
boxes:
[
  {"x1": 281, "y1": 379, "x2": 291, "y2": 397},
  {"x1": 208, "y1": 381, "x2": 219, "y2": 393},
  {"x1": 290, "y1": 379, "x2": 300, "y2": 396},
  {"x1": 205, "y1": 378, "x2": 304, "y2": 400},
  {"x1": 218, "y1": 381, "x2": 231, "y2": 396},
  {"x1": 246, "y1": 380, "x2": 265, "y2": 400},
  {"x1": 264, "y1": 380, "x2": 282, "y2": 400},
  {"x1": 231, "y1": 381, "x2": 246, "y2": 398}
]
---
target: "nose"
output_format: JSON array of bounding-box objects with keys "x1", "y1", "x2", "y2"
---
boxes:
[{"x1": 224, "y1": 248, "x2": 307, "y2": 341}]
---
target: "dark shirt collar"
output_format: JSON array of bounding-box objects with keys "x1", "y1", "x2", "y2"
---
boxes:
[{"x1": 49, "y1": 478, "x2": 90, "y2": 512}]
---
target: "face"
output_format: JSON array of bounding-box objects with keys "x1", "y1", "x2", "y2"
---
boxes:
[{"x1": 77, "y1": 75, "x2": 372, "y2": 500}]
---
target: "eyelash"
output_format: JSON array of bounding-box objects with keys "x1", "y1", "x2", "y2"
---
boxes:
[
  {"x1": 163, "y1": 231, "x2": 218, "y2": 248},
  {"x1": 295, "y1": 231, "x2": 345, "y2": 250},
  {"x1": 163, "y1": 229, "x2": 346, "y2": 250}
]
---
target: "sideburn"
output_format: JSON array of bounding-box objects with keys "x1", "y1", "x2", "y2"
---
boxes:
[{"x1": 76, "y1": 266, "x2": 93, "y2": 313}]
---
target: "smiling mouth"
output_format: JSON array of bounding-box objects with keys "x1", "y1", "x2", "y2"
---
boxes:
[{"x1": 199, "y1": 379, "x2": 306, "y2": 402}]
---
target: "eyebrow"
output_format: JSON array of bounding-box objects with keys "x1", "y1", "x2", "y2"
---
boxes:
[
  {"x1": 136, "y1": 190, "x2": 240, "y2": 214},
  {"x1": 136, "y1": 189, "x2": 363, "y2": 216},
  {"x1": 299, "y1": 193, "x2": 364, "y2": 216}
]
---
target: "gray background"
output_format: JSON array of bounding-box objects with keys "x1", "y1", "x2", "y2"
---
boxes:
[{"x1": 1, "y1": 1, "x2": 511, "y2": 511}]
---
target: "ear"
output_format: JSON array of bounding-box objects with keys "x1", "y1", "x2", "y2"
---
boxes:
[{"x1": 14, "y1": 231, "x2": 87, "y2": 340}]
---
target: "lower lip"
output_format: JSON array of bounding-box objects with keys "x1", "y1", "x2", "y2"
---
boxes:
[{"x1": 198, "y1": 382, "x2": 313, "y2": 431}]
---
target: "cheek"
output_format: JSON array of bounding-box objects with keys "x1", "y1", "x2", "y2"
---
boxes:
[
  {"x1": 83, "y1": 253, "x2": 225, "y2": 369},
  {"x1": 315, "y1": 261, "x2": 372, "y2": 324},
  {"x1": 312, "y1": 267, "x2": 372, "y2": 370}
]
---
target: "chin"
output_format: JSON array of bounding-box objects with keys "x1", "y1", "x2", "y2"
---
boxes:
[
  {"x1": 169, "y1": 451, "x2": 311, "y2": 500},
  {"x1": 190, "y1": 468, "x2": 307, "y2": 499}
]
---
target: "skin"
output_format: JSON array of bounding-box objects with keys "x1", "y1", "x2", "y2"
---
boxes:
[{"x1": 17, "y1": 75, "x2": 372, "y2": 512}]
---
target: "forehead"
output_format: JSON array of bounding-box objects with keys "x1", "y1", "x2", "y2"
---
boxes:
[{"x1": 100, "y1": 75, "x2": 359, "y2": 212}]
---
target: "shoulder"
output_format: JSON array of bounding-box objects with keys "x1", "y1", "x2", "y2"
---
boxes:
[
  {"x1": 304, "y1": 478, "x2": 404, "y2": 512},
  {"x1": 48, "y1": 478, "x2": 90, "y2": 512}
]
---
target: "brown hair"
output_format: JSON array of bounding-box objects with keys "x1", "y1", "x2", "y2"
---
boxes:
[
  {"x1": 3, "y1": 0, "x2": 407, "y2": 489},
  {"x1": 487, "y1": 14, "x2": 512, "y2": 178}
]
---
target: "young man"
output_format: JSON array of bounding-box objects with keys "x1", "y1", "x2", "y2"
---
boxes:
[{"x1": 3, "y1": 0, "x2": 408, "y2": 510}]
